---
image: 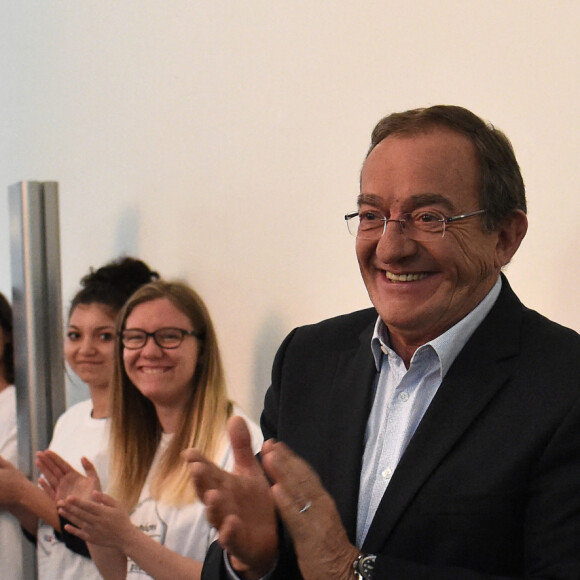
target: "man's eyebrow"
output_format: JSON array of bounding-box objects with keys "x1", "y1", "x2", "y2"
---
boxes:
[
  {"x1": 408, "y1": 193, "x2": 455, "y2": 211},
  {"x1": 357, "y1": 192, "x2": 455, "y2": 212},
  {"x1": 357, "y1": 193, "x2": 384, "y2": 207}
]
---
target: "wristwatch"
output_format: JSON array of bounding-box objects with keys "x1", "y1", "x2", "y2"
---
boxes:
[{"x1": 353, "y1": 553, "x2": 376, "y2": 579}]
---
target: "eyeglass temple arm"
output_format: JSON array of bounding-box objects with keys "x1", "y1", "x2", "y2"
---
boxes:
[{"x1": 445, "y1": 209, "x2": 486, "y2": 223}]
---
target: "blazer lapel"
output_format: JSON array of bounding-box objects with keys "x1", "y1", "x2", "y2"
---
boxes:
[
  {"x1": 362, "y1": 277, "x2": 524, "y2": 552},
  {"x1": 321, "y1": 319, "x2": 377, "y2": 543}
]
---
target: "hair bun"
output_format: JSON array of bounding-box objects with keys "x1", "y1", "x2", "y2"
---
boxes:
[{"x1": 72, "y1": 256, "x2": 159, "y2": 315}]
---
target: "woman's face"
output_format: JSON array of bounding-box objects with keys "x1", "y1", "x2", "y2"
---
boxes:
[
  {"x1": 65, "y1": 303, "x2": 116, "y2": 390},
  {"x1": 122, "y1": 297, "x2": 200, "y2": 411}
]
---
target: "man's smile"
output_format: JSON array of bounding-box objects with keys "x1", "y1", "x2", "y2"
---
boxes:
[{"x1": 385, "y1": 271, "x2": 430, "y2": 282}]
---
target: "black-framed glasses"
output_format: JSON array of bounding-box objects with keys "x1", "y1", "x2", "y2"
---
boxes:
[
  {"x1": 120, "y1": 327, "x2": 202, "y2": 350},
  {"x1": 344, "y1": 208, "x2": 486, "y2": 241}
]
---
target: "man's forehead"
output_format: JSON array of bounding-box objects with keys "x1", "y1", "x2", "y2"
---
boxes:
[
  {"x1": 357, "y1": 192, "x2": 456, "y2": 211},
  {"x1": 361, "y1": 129, "x2": 479, "y2": 188}
]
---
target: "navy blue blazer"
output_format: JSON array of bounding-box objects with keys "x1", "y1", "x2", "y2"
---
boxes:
[{"x1": 203, "y1": 276, "x2": 580, "y2": 578}]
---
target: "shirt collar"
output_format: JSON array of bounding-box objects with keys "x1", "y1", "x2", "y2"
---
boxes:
[{"x1": 371, "y1": 276, "x2": 502, "y2": 376}]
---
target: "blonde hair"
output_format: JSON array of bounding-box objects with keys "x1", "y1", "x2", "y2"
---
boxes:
[{"x1": 108, "y1": 280, "x2": 232, "y2": 508}]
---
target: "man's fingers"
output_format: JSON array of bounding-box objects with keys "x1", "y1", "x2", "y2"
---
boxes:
[
  {"x1": 183, "y1": 447, "x2": 225, "y2": 499},
  {"x1": 189, "y1": 457, "x2": 227, "y2": 499},
  {"x1": 262, "y1": 441, "x2": 319, "y2": 494},
  {"x1": 181, "y1": 448, "x2": 206, "y2": 463},
  {"x1": 216, "y1": 514, "x2": 245, "y2": 553},
  {"x1": 228, "y1": 416, "x2": 260, "y2": 475}
]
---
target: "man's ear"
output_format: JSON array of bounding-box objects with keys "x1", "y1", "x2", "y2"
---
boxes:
[{"x1": 494, "y1": 209, "x2": 528, "y2": 268}]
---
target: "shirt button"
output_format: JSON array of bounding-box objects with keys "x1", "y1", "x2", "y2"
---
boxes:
[
  {"x1": 382, "y1": 468, "x2": 393, "y2": 480},
  {"x1": 399, "y1": 392, "x2": 409, "y2": 402}
]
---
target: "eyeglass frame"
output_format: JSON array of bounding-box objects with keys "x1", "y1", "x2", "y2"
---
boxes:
[
  {"x1": 120, "y1": 327, "x2": 203, "y2": 350},
  {"x1": 344, "y1": 208, "x2": 487, "y2": 241}
]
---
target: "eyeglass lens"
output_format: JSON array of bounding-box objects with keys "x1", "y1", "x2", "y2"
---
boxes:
[
  {"x1": 121, "y1": 328, "x2": 192, "y2": 349},
  {"x1": 346, "y1": 213, "x2": 446, "y2": 241}
]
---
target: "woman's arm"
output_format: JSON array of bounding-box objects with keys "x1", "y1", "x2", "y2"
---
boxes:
[
  {"x1": 0, "y1": 455, "x2": 59, "y2": 534},
  {"x1": 85, "y1": 544, "x2": 127, "y2": 580}
]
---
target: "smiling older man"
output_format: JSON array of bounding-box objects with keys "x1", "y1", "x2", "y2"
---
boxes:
[{"x1": 186, "y1": 105, "x2": 580, "y2": 580}]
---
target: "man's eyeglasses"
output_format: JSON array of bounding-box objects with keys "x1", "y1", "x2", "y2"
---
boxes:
[
  {"x1": 344, "y1": 208, "x2": 486, "y2": 242},
  {"x1": 120, "y1": 327, "x2": 202, "y2": 350}
]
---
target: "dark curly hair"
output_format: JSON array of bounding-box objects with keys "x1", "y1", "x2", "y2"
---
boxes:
[{"x1": 69, "y1": 257, "x2": 159, "y2": 319}]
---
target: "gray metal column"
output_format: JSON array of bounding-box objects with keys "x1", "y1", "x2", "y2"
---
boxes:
[{"x1": 9, "y1": 181, "x2": 65, "y2": 579}]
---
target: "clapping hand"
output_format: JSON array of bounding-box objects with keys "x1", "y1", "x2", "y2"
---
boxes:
[{"x1": 36, "y1": 451, "x2": 101, "y2": 504}]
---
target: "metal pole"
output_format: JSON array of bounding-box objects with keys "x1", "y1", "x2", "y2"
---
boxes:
[{"x1": 8, "y1": 181, "x2": 64, "y2": 580}]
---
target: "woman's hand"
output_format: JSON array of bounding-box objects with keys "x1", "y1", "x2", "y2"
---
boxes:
[
  {"x1": 36, "y1": 451, "x2": 101, "y2": 503},
  {"x1": 57, "y1": 490, "x2": 134, "y2": 550}
]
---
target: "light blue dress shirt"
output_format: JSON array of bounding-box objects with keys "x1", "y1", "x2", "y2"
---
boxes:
[{"x1": 356, "y1": 277, "x2": 502, "y2": 547}]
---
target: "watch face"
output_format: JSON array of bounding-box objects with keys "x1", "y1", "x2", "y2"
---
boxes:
[{"x1": 358, "y1": 554, "x2": 376, "y2": 579}]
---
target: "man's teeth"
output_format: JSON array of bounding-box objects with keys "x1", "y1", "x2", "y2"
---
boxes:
[{"x1": 386, "y1": 272, "x2": 428, "y2": 282}]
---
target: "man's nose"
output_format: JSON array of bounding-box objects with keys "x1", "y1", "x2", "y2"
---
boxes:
[
  {"x1": 383, "y1": 218, "x2": 406, "y2": 236},
  {"x1": 375, "y1": 219, "x2": 416, "y2": 260}
]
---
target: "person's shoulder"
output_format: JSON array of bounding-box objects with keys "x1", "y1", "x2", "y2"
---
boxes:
[
  {"x1": 272, "y1": 308, "x2": 377, "y2": 365},
  {"x1": 494, "y1": 276, "x2": 580, "y2": 351},
  {"x1": 521, "y1": 306, "x2": 580, "y2": 351}
]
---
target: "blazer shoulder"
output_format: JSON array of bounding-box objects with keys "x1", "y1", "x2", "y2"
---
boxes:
[
  {"x1": 290, "y1": 307, "x2": 377, "y2": 347},
  {"x1": 519, "y1": 306, "x2": 580, "y2": 369},
  {"x1": 486, "y1": 276, "x2": 580, "y2": 359},
  {"x1": 522, "y1": 305, "x2": 580, "y2": 342}
]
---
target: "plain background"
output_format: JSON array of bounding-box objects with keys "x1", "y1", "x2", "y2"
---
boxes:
[{"x1": 1, "y1": 1, "x2": 579, "y2": 419}]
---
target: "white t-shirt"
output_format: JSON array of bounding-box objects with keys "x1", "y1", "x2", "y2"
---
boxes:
[
  {"x1": 127, "y1": 408, "x2": 263, "y2": 579},
  {"x1": 0, "y1": 385, "x2": 24, "y2": 580},
  {"x1": 37, "y1": 398, "x2": 110, "y2": 580}
]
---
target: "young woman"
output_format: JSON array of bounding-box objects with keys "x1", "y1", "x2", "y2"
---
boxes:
[
  {"x1": 0, "y1": 292, "x2": 23, "y2": 580},
  {"x1": 0, "y1": 257, "x2": 158, "y2": 580},
  {"x1": 45, "y1": 280, "x2": 262, "y2": 580}
]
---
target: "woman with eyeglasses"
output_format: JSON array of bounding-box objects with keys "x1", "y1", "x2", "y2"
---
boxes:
[
  {"x1": 39, "y1": 280, "x2": 262, "y2": 580},
  {"x1": 0, "y1": 257, "x2": 158, "y2": 580}
]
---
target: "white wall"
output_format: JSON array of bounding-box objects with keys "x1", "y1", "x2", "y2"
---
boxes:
[{"x1": 1, "y1": 1, "x2": 579, "y2": 419}]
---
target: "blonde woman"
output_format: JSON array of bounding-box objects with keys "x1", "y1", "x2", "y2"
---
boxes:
[{"x1": 41, "y1": 280, "x2": 262, "y2": 580}]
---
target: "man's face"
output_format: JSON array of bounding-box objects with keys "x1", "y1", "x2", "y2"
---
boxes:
[{"x1": 357, "y1": 127, "x2": 508, "y2": 351}]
